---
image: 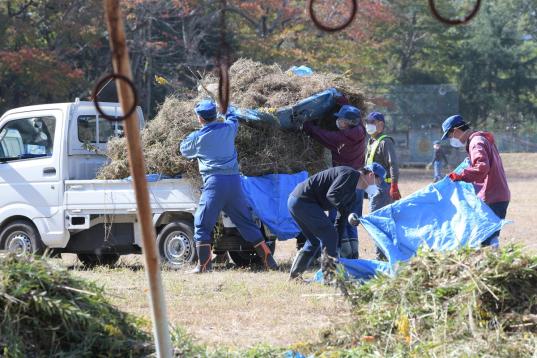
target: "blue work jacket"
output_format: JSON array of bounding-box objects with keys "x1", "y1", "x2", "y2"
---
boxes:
[{"x1": 180, "y1": 113, "x2": 240, "y2": 179}]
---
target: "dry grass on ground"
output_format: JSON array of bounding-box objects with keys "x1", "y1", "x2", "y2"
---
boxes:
[
  {"x1": 70, "y1": 153, "x2": 537, "y2": 349},
  {"x1": 73, "y1": 241, "x2": 350, "y2": 349}
]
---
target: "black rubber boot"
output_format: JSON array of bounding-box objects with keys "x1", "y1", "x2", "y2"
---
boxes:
[
  {"x1": 340, "y1": 237, "x2": 359, "y2": 259},
  {"x1": 289, "y1": 249, "x2": 314, "y2": 279},
  {"x1": 189, "y1": 243, "x2": 212, "y2": 274},
  {"x1": 254, "y1": 241, "x2": 279, "y2": 270}
]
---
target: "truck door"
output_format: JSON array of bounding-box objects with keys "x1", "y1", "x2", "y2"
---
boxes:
[{"x1": 0, "y1": 110, "x2": 63, "y2": 244}]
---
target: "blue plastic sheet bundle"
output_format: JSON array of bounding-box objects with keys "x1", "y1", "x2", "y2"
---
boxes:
[
  {"x1": 288, "y1": 65, "x2": 314, "y2": 77},
  {"x1": 339, "y1": 176, "x2": 507, "y2": 280},
  {"x1": 240, "y1": 171, "x2": 308, "y2": 240},
  {"x1": 234, "y1": 88, "x2": 341, "y2": 129}
]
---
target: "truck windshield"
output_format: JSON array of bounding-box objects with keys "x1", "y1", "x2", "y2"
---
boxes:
[{"x1": 0, "y1": 116, "x2": 56, "y2": 161}]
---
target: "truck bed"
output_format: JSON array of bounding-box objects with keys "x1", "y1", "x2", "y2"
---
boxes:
[{"x1": 64, "y1": 178, "x2": 198, "y2": 214}]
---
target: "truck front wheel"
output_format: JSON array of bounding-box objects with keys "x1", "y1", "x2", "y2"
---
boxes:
[
  {"x1": 0, "y1": 220, "x2": 44, "y2": 257},
  {"x1": 157, "y1": 221, "x2": 196, "y2": 269}
]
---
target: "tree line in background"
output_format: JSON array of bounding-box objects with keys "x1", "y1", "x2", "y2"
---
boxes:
[{"x1": 0, "y1": 0, "x2": 536, "y2": 132}]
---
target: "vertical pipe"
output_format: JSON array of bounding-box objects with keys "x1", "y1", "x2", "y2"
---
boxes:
[{"x1": 102, "y1": 1, "x2": 172, "y2": 356}]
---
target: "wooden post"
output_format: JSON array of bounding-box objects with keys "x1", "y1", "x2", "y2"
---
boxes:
[{"x1": 102, "y1": 1, "x2": 172, "y2": 356}]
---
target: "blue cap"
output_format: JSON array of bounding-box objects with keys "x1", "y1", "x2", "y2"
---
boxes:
[
  {"x1": 441, "y1": 115, "x2": 465, "y2": 140},
  {"x1": 364, "y1": 162, "x2": 386, "y2": 179},
  {"x1": 367, "y1": 111, "x2": 385, "y2": 122},
  {"x1": 335, "y1": 105, "x2": 361, "y2": 121},
  {"x1": 194, "y1": 99, "x2": 217, "y2": 120}
]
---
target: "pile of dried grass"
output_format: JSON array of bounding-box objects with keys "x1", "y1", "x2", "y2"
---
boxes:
[
  {"x1": 97, "y1": 59, "x2": 368, "y2": 188},
  {"x1": 0, "y1": 255, "x2": 152, "y2": 356},
  {"x1": 311, "y1": 246, "x2": 537, "y2": 356}
]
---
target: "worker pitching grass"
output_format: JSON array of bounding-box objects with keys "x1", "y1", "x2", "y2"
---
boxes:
[
  {"x1": 98, "y1": 59, "x2": 368, "y2": 191},
  {"x1": 300, "y1": 245, "x2": 537, "y2": 357}
]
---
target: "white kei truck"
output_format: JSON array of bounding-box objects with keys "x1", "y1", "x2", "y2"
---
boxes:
[{"x1": 0, "y1": 100, "x2": 274, "y2": 268}]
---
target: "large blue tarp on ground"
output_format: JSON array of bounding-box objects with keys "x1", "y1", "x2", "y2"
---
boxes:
[
  {"x1": 240, "y1": 171, "x2": 308, "y2": 240},
  {"x1": 339, "y1": 176, "x2": 507, "y2": 280}
]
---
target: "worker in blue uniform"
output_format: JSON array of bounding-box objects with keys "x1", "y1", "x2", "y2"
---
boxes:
[{"x1": 180, "y1": 99, "x2": 278, "y2": 273}]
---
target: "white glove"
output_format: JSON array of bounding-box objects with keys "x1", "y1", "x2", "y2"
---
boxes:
[{"x1": 348, "y1": 212, "x2": 360, "y2": 227}]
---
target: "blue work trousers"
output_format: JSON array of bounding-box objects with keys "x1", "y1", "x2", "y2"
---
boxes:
[
  {"x1": 288, "y1": 195, "x2": 338, "y2": 258},
  {"x1": 194, "y1": 174, "x2": 264, "y2": 245},
  {"x1": 482, "y1": 201, "x2": 509, "y2": 248}
]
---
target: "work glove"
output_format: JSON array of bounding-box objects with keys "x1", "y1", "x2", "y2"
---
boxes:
[
  {"x1": 448, "y1": 172, "x2": 463, "y2": 181},
  {"x1": 225, "y1": 105, "x2": 237, "y2": 117},
  {"x1": 389, "y1": 182, "x2": 401, "y2": 201},
  {"x1": 335, "y1": 91, "x2": 350, "y2": 106},
  {"x1": 347, "y1": 213, "x2": 360, "y2": 227}
]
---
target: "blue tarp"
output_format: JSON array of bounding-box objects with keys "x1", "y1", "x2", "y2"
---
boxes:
[
  {"x1": 124, "y1": 173, "x2": 178, "y2": 182},
  {"x1": 288, "y1": 65, "x2": 314, "y2": 77},
  {"x1": 338, "y1": 175, "x2": 507, "y2": 280},
  {"x1": 240, "y1": 171, "x2": 308, "y2": 240},
  {"x1": 235, "y1": 88, "x2": 341, "y2": 129}
]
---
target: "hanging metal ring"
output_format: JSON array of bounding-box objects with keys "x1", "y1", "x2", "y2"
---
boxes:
[
  {"x1": 308, "y1": 0, "x2": 358, "y2": 32},
  {"x1": 428, "y1": 0, "x2": 481, "y2": 26},
  {"x1": 92, "y1": 73, "x2": 138, "y2": 122}
]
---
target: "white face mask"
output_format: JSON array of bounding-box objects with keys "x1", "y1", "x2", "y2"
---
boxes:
[
  {"x1": 336, "y1": 119, "x2": 344, "y2": 130},
  {"x1": 366, "y1": 123, "x2": 377, "y2": 135},
  {"x1": 365, "y1": 184, "x2": 379, "y2": 197},
  {"x1": 449, "y1": 137, "x2": 465, "y2": 148},
  {"x1": 360, "y1": 175, "x2": 379, "y2": 197}
]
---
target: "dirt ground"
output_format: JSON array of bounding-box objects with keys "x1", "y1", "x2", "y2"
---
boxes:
[{"x1": 72, "y1": 153, "x2": 537, "y2": 349}]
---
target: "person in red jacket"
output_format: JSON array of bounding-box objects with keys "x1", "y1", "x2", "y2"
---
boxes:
[{"x1": 441, "y1": 115, "x2": 510, "y2": 247}]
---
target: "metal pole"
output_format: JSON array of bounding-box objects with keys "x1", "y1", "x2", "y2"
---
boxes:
[{"x1": 102, "y1": 1, "x2": 172, "y2": 356}]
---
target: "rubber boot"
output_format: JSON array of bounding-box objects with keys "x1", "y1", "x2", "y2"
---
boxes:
[
  {"x1": 289, "y1": 249, "x2": 314, "y2": 279},
  {"x1": 340, "y1": 237, "x2": 359, "y2": 259},
  {"x1": 189, "y1": 243, "x2": 212, "y2": 274},
  {"x1": 254, "y1": 241, "x2": 279, "y2": 270}
]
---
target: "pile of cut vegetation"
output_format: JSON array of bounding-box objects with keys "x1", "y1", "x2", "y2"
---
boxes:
[
  {"x1": 97, "y1": 59, "x2": 367, "y2": 190},
  {"x1": 0, "y1": 255, "x2": 152, "y2": 357},
  {"x1": 303, "y1": 246, "x2": 537, "y2": 357}
]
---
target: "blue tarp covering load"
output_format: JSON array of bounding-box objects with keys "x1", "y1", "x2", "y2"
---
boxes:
[
  {"x1": 339, "y1": 177, "x2": 507, "y2": 280},
  {"x1": 240, "y1": 171, "x2": 308, "y2": 240},
  {"x1": 235, "y1": 88, "x2": 341, "y2": 129}
]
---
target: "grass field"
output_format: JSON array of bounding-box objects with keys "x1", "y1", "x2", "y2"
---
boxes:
[{"x1": 71, "y1": 153, "x2": 537, "y2": 350}]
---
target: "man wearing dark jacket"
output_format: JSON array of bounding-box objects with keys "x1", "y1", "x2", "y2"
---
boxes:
[
  {"x1": 302, "y1": 105, "x2": 367, "y2": 259},
  {"x1": 287, "y1": 166, "x2": 377, "y2": 279}
]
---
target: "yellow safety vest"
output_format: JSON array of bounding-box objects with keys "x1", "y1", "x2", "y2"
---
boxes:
[{"x1": 367, "y1": 134, "x2": 392, "y2": 183}]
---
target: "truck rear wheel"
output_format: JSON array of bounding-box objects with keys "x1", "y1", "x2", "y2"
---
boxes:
[
  {"x1": 157, "y1": 220, "x2": 196, "y2": 269},
  {"x1": 1, "y1": 220, "x2": 44, "y2": 257},
  {"x1": 77, "y1": 253, "x2": 120, "y2": 267}
]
